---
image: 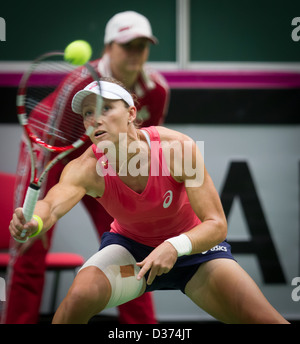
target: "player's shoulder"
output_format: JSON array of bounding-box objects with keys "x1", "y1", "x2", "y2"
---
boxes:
[
  {"x1": 155, "y1": 126, "x2": 193, "y2": 143},
  {"x1": 63, "y1": 146, "x2": 97, "y2": 179},
  {"x1": 61, "y1": 146, "x2": 104, "y2": 196}
]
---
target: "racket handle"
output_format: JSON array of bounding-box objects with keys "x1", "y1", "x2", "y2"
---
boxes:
[
  {"x1": 23, "y1": 184, "x2": 41, "y2": 222},
  {"x1": 14, "y1": 184, "x2": 41, "y2": 243}
]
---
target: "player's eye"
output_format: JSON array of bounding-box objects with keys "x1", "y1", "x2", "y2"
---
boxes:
[
  {"x1": 83, "y1": 110, "x2": 94, "y2": 118},
  {"x1": 102, "y1": 105, "x2": 111, "y2": 113}
]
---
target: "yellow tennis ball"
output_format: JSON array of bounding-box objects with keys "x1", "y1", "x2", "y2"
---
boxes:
[{"x1": 64, "y1": 40, "x2": 92, "y2": 65}]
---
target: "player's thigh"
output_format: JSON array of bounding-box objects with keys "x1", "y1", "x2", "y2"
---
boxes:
[
  {"x1": 185, "y1": 258, "x2": 287, "y2": 324},
  {"x1": 79, "y1": 244, "x2": 146, "y2": 309}
]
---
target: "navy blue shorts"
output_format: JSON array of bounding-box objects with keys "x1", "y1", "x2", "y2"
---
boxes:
[{"x1": 99, "y1": 232, "x2": 235, "y2": 294}]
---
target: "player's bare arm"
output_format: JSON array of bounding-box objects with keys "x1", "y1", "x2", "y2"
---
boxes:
[
  {"x1": 157, "y1": 126, "x2": 227, "y2": 252},
  {"x1": 183, "y1": 167, "x2": 227, "y2": 253},
  {"x1": 10, "y1": 147, "x2": 104, "y2": 241}
]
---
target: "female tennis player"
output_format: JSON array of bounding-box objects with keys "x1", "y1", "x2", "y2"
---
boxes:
[{"x1": 9, "y1": 78, "x2": 288, "y2": 324}]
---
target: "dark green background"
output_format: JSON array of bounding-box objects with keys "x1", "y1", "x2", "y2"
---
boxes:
[
  {"x1": 0, "y1": 0, "x2": 176, "y2": 61},
  {"x1": 1, "y1": 0, "x2": 300, "y2": 62},
  {"x1": 190, "y1": 0, "x2": 300, "y2": 62}
]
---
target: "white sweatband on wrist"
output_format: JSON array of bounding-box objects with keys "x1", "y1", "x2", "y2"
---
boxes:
[{"x1": 165, "y1": 234, "x2": 192, "y2": 257}]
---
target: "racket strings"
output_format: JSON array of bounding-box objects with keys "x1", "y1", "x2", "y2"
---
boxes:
[
  {"x1": 24, "y1": 60, "x2": 90, "y2": 147},
  {"x1": 26, "y1": 100, "x2": 85, "y2": 144}
]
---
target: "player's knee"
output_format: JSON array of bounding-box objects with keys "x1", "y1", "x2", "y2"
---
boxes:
[
  {"x1": 66, "y1": 278, "x2": 110, "y2": 316},
  {"x1": 65, "y1": 285, "x2": 90, "y2": 313},
  {"x1": 79, "y1": 245, "x2": 144, "y2": 309}
]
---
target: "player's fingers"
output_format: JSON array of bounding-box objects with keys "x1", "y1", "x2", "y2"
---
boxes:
[
  {"x1": 136, "y1": 259, "x2": 145, "y2": 267},
  {"x1": 146, "y1": 265, "x2": 159, "y2": 285},
  {"x1": 9, "y1": 219, "x2": 18, "y2": 237},
  {"x1": 15, "y1": 207, "x2": 26, "y2": 225},
  {"x1": 9, "y1": 219, "x2": 25, "y2": 240},
  {"x1": 136, "y1": 261, "x2": 152, "y2": 281},
  {"x1": 12, "y1": 213, "x2": 25, "y2": 233},
  {"x1": 156, "y1": 267, "x2": 169, "y2": 276},
  {"x1": 10, "y1": 215, "x2": 32, "y2": 242}
]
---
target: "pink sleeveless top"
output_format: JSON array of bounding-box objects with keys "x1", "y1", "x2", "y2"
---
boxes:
[{"x1": 92, "y1": 126, "x2": 201, "y2": 247}]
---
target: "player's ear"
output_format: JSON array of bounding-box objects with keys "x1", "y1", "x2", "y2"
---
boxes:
[{"x1": 128, "y1": 106, "x2": 137, "y2": 124}]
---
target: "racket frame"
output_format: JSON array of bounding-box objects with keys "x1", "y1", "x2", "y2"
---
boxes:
[{"x1": 15, "y1": 51, "x2": 100, "y2": 242}]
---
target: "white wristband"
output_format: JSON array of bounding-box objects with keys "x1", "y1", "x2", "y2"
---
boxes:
[{"x1": 165, "y1": 234, "x2": 192, "y2": 257}]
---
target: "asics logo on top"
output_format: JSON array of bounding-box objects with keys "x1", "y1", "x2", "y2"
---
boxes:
[{"x1": 163, "y1": 190, "x2": 173, "y2": 209}]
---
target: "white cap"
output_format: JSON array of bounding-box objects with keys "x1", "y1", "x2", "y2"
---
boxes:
[
  {"x1": 104, "y1": 11, "x2": 158, "y2": 45},
  {"x1": 72, "y1": 80, "x2": 135, "y2": 115}
]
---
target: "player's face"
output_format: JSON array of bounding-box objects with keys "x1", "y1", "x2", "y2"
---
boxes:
[
  {"x1": 81, "y1": 94, "x2": 134, "y2": 144},
  {"x1": 107, "y1": 38, "x2": 150, "y2": 74}
]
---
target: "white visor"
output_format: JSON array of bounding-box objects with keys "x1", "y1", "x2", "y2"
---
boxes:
[{"x1": 72, "y1": 80, "x2": 134, "y2": 115}]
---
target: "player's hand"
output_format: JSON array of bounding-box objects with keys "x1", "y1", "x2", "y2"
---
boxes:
[
  {"x1": 136, "y1": 242, "x2": 178, "y2": 285},
  {"x1": 9, "y1": 207, "x2": 39, "y2": 242}
]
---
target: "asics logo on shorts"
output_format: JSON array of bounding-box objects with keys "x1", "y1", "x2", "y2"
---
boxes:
[
  {"x1": 202, "y1": 244, "x2": 228, "y2": 254},
  {"x1": 163, "y1": 190, "x2": 173, "y2": 208}
]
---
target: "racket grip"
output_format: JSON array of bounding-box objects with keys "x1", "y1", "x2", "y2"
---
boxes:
[
  {"x1": 23, "y1": 184, "x2": 41, "y2": 222},
  {"x1": 15, "y1": 184, "x2": 41, "y2": 243}
]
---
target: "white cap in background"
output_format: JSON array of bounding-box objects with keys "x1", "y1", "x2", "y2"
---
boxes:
[{"x1": 104, "y1": 11, "x2": 158, "y2": 45}]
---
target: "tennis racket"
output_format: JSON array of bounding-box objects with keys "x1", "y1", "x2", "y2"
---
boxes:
[{"x1": 15, "y1": 48, "x2": 102, "y2": 242}]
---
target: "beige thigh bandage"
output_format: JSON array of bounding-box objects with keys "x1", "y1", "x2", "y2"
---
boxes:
[{"x1": 78, "y1": 244, "x2": 144, "y2": 309}]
